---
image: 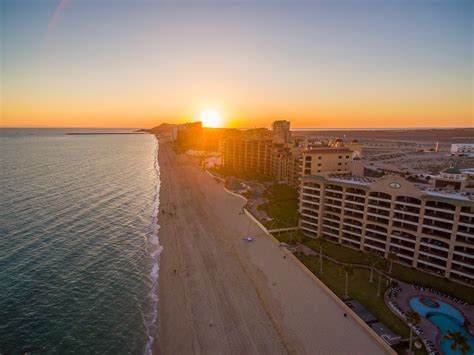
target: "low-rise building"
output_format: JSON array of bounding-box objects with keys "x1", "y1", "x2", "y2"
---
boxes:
[
  {"x1": 299, "y1": 174, "x2": 474, "y2": 285},
  {"x1": 451, "y1": 144, "x2": 474, "y2": 156}
]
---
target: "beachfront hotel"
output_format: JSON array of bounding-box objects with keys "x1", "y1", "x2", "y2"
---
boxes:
[
  {"x1": 221, "y1": 120, "x2": 302, "y2": 187},
  {"x1": 299, "y1": 170, "x2": 474, "y2": 286}
]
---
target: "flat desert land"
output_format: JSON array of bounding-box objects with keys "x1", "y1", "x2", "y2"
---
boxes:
[{"x1": 155, "y1": 137, "x2": 390, "y2": 354}]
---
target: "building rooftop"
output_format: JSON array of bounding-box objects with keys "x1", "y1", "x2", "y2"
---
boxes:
[
  {"x1": 304, "y1": 148, "x2": 353, "y2": 155},
  {"x1": 302, "y1": 174, "x2": 474, "y2": 201}
]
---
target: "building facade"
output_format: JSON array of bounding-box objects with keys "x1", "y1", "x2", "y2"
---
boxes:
[
  {"x1": 299, "y1": 174, "x2": 474, "y2": 285},
  {"x1": 451, "y1": 144, "x2": 474, "y2": 155},
  {"x1": 221, "y1": 121, "x2": 302, "y2": 187}
]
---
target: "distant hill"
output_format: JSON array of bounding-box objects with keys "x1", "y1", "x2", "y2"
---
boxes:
[{"x1": 136, "y1": 123, "x2": 176, "y2": 135}]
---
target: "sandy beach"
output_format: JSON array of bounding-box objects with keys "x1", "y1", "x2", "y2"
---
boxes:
[{"x1": 155, "y1": 135, "x2": 391, "y2": 354}]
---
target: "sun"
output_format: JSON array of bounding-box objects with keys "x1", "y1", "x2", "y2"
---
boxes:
[{"x1": 201, "y1": 109, "x2": 223, "y2": 128}]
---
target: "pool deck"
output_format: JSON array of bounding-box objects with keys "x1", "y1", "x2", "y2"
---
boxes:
[{"x1": 385, "y1": 280, "x2": 474, "y2": 354}]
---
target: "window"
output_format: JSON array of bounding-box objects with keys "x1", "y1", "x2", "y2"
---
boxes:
[
  {"x1": 346, "y1": 155, "x2": 349, "y2": 158},
  {"x1": 337, "y1": 169, "x2": 341, "y2": 171},
  {"x1": 305, "y1": 156, "x2": 312, "y2": 161},
  {"x1": 317, "y1": 170, "x2": 321, "y2": 172},
  {"x1": 318, "y1": 156, "x2": 322, "y2": 160},
  {"x1": 345, "y1": 162, "x2": 347, "y2": 165},
  {"x1": 318, "y1": 163, "x2": 322, "y2": 166},
  {"x1": 338, "y1": 162, "x2": 342, "y2": 166},
  {"x1": 338, "y1": 156, "x2": 342, "y2": 159},
  {"x1": 305, "y1": 169, "x2": 311, "y2": 174}
]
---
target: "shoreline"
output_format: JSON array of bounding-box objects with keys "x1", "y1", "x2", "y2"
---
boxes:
[{"x1": 153, "y1": 133, "x2": 392, "y2": 354}]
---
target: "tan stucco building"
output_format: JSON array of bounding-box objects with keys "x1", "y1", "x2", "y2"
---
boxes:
[{"x1": 299, "y1": 174, "x2": 474, "y2": 286}]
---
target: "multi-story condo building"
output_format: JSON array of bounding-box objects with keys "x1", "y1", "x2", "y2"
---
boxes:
[
  {"x1": 299, "y1": 173, "x2": 474, "y2": 286},
  {"x1": 221, "y1": 121, "x2": 303, "y2": 187}
]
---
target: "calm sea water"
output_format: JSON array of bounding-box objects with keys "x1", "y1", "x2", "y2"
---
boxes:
[{"x1": 0, "y1": 129, "x2": 162, "y2": 354}]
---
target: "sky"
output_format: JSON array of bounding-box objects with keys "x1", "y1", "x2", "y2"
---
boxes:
[{"x1": 1, "y1": 0, "x2": 472, "y2": 129}]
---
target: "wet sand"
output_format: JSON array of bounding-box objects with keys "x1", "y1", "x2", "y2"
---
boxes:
[{"x1": 154, "y1": 136, "x2": 391, "y2": 354}]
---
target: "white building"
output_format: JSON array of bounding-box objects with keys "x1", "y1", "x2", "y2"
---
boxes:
[{"x1": 451, "y1": 144, "x2": 474, "y2": 156}]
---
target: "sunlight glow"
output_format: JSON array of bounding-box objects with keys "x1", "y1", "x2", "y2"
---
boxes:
[{"x1": 201, "y1": 109, "x2": 223, "y2": 128}]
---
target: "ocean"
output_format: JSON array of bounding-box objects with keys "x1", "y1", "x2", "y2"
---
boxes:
[{"x1": 0, "y1": 129, "x2": 162, "y2": 354}]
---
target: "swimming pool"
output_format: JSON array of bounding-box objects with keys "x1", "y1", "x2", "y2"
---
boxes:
[{"x1": 410, "y1": 297, "x2": 474, "y2": 355}]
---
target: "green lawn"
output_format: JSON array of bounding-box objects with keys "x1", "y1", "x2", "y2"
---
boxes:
[
  {"x1": 259, "y1": 184, "x2": 299, "y2": 228},
  {"x1": 299, "y1": 236, "x2": 474, "y2": 304}
]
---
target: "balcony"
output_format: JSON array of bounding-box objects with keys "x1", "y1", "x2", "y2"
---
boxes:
[
  {"x1": 344, "y1": 210, "x2": 364, "y2": 220},
  {"x1": 345, "y1": 195, "x2": 366, "y2": 204},
  {"x1": 323, "y1": 218, "x2": 340, "y2": 228},
  {"x1": 454, "y1": 246, "x2": 474, "y2": 258},
  {"x1": 390, "y1": 244, "x2": 415, "y2": 257},
  {"x1": 396, "y1": 196, "x2": 422, "y2": 207},
  {"x1": 368, "y1": 199, "x2": 392, "y2": 210},
  {"x1": 301, "y1": 217, "x2": 319, "y2": 227},
  {"x1": 452, "y1": 256, "x2": 474, "y2": 269},
  {"x1": 419, "y1": 248, "x2": 448, "y2": 261},
  {"x1": 326, "y1": 206, "x2": 342, "y2": 215},
  {"x1": 324, "y1": 198, "x2": 342, "y2": 208},
  {"x1": 422, "y1": 219, "x2": 453, "y2": 233},
  {"x1": 326, "y1": 191, "x2": 343, "y2": 199},
  {"x1": 369, "y1": 192, "x2": 392, "y2": 201},
  {"x1": 424, "y1": 209, "x2": 454, "y2": 221},
  {"x1": 425, "y1": 200, "x2": 456, "y2": 212},
  {"x1": 456, "y1": 234, "x2": 474, "y2": 245},
  {"x1": 391, "y1": 230, "x2": 417, "y2": 243},
  {"x1": 457, "y1": 224, "x2": 474, "y2": 236},
  {"x1": 326, "y1": 184, "x2": 343, "y2": 192},
  {"x1": 365, "y1": 231, "x2": 387, "y2": 242},
  {"x1": 302, "y1": 195, "x2": 320, "y2": 204},
  {"x1": 346, "y1": 187, "x2": 366, "y2": 196},
  {"x1": 368, "y1": 207, "x2": 390, "y2": 217},
  {"x1": 367, "y1": 215, "x2": 389, "y2": 225},
  {"x1": 366, "y1": 223, "x2": 387, "y2": 234},
  {"x1": 323, "y1": 226, "x2": 340, "y2": 235},
  {"x1": 422, "y1": 227, "x2": 451, "y2": 240},
  {"x1": 450, "y1": 265, "x2": 474, "y2": 279},
  {"x1": 344, "y1": 202, "x2": 365, "y2": 212},
  {"x1": 302, "y1": 202, "x2": 319, "y2": 210},
  {"x1": 390, "y1": 239, "x2": 415, "y2": 251},
  {"x1": 393, "y1": 220, "x2": 418, "y2": 232},
  {"x1": 394, "y1": 204, "x2": 420, "y2": 216},
  {"x1": 302, "y1": 188, "x2": 320, "y2": 196},
  {"x1": 301, "y1": 209, "x2": 319, "y2": 218}
]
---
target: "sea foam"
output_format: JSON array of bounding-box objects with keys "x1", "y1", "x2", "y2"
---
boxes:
[{"x1": 143, "y1": 138, "x2": 163, "y2": 355}]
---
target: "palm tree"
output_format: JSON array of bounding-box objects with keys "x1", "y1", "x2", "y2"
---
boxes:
[
  {"x1": 387, "y1": 251, "x2": 398, "y2": 274},
  {"x1": 443, "y1": 331, "x2": 471, "y2": 355},
  {"x1": 367, "y1": 250, "x2": 381, "y2": 283},
  {"x1": 377, "y1": 259, "x2": 389, "y2": 296},
  {"x1": 405, "y1": 310, "x2": 421, "y2": 352},
  {"x1": 340, "y1": 264, "x2": 354, "y2": 299},
  {"x1": 317, "y1": 235, "x2": 328, "y2": 274}
]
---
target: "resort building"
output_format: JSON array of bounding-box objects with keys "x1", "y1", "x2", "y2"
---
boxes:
[
  {"x1": 432, "y1": 168, "x2": 468, "y2": 191},
  {"x1": 302, "y1": 145, "x2": 364, "y2": 177},
  {"x1": 221, "y1": 121, "x2": 303, "y2": 187},
  {"x1": 299, "y1": 174, "x2": 474, "y2": 286}
]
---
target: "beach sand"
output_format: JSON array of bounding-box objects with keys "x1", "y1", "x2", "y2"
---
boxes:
[{"x1": 154, "y1": 136, "x2": 390, "y2": 354}]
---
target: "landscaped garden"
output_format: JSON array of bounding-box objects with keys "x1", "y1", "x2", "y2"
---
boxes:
[{"x1": 257, "y1": 184, "x2": 299, "y2": 228}]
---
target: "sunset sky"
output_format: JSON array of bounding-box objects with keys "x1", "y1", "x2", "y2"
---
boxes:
[{"x1": 1, "y1": 0, "x2": 472, "y2": 129}]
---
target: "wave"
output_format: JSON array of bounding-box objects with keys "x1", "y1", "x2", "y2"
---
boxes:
[{"x1": 143, "y1": 138, "x2": 163, "y2": 355}]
